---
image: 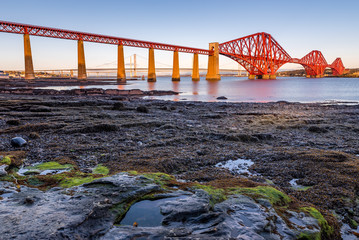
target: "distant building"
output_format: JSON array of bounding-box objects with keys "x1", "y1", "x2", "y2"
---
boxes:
[{"x1": 0, "y1": 71, "x2": 9, "y2": 79}]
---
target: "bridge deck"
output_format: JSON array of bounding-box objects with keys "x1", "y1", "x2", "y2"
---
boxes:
[{"x1": 0, "y1": 21, "x2": 211, "y2": 55}]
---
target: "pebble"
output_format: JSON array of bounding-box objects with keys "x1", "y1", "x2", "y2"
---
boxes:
[
  {"x1": 10, "y1": 137, "x2": 27, "y2": 147},
  {"x1": 112, "y1": 102, "x2": 125, "y2": 110},
  {"x1": 24, "y1": 197, "x2": 35, "y2": 205},
  {"x1": 136, "y1": 106, "x2": 149, "y2": 113},
  {"x1": 216, "y1": 96, "x2": 228, "y2": 100}
]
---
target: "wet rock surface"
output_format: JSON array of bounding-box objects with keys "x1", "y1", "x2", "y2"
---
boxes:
[
  {"x1": 106, "y1": 191, "x2": 321, "y2": 240},
  {"x1": 0, "y1": 174, "x2": 159, "y2": 239},
  {"x1": 0, "y1": 165, "x2": 7, "y2": 176},
  {"x1": 0, "y1": 173, "x2": 321, "y2": 239},
  {"x1": 0, "y1": 93, "x2": 359, "y2": 238}
]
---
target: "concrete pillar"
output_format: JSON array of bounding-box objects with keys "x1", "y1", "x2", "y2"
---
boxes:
[
  {"x1": 117, "y1": 44, "x2": 126, "y2": 82},
  {"x1": 262, "y1": 74, "x2": 270, "y2": 80},
  {"x1": 306, "y1": 75, "x2": 310, "y2": 78},
  {"x1": 148, "y1": 48, "x2": 156, "y2": 82},
  {"x1": 172, "y1": 50, "x2": 180, "y2": 81},
  {"x1": 23, "y1": 34, "x2": 35, "y2": 80},
  {"x1": 269, "y1": 74, "x2": 276, "y2": 79},
  {"x1": 206, "y1": 42, "x2": 221, "y2": 80},
  {"x1": 134, "y1": 54, "x2": 137, "y2": 77},
  {"x1": 248, "y1": 74, "x2": 256, "y2": 80},
  {"x1": 192, "y1": 53, "x2": 200, "y2": 81},
  {"x1": 77, "y1": 40, "x2": 87, "y2": 80}
]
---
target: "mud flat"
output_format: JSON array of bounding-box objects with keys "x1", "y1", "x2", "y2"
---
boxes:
[{"x1": 0, "y1": 90, "x2": 359, "y2": 239}]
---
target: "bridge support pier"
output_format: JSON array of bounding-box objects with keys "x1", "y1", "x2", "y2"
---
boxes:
[
  {"x1": 117, "y1": 44, "x2": 126, "y2": 82},
  {"x1": 307, "y1": 75, "x2": 323, "y2": 78},
  {"x1": 248, "y1": 75, "x2": 256, "y2": 80},
  {"x1": 172, "y1": 50, "x2": 180, "y2": 81},
  {"x1": 24, "y1": 34, "x2": 35, "y2": 80},
  {"x1": 192, "y1": 53, "x2": 200, "y2": 81},
  {"x1": 148, "y1": 48, "x2": 156, "y2": 82},
  {"x1": 270, "y1": 74, "x2": 276, "y2": 79},
  {"x1": 206, "y1": 42, "x2": 221, "y2": 80},
  {"x1": 77, "y1": 40, "x2": 87, "y2": 80},
  {"x1": 262, "y1": 74, "x2": 270, "y2": 80}
]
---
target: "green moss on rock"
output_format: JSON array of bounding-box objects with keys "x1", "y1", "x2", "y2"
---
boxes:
[
  {"x1": 297, "y1": 232, "x2": 321, "y2": 240},
  {"x1": 59, "y1": 176, "x2": 95, "y2": 188},
  {"x1": 127, "y1": 170, "x2": 139, "y2": 175},
  {"x1": 29, "y1": 162, "x2": 73, "y2": 171},
  {"x1": 92, "y1": 164, "x2": 109, "y2": 175},
  {"x1": 294, "y1": 186, "x2": 312, "y2": 191},
  {"x1": 0, "y1": 156, "x2": 12, "y2": 165},
  {"x1": 349, "y1": 219, "x2": 358, "y2": 229},
  {"x1": 26, "y1": 177, "x2": 45, "y2": 186},
  {"x1": 194, "y1": 184, "x2": 227, "y2": 206},
  {"x1": 231, "y1": 186, "x2": 291, "y2": 206},
  {"x1": 300, "y1": 207, "x2": 334, "y2": 239},
  {"x1": 140, "y1": 172, "x2": 174, "y2": 187}
]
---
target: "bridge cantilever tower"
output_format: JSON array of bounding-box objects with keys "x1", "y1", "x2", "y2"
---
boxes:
[
  {"x1": 291, "y1": 51, "x2": 345, "y2": 78},
  {"x1": 329, "y1": 58, "x2": 345, "y2": 76},
  {"x1": 218, "y1": 32, "x2": 292, "y2": 79},
  {"x1": 292, "y1": 50, "x2": 328, "y2": 78}
]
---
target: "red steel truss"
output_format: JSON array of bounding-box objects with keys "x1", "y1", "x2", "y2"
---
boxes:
[
  {"x1": 295, "y1": 50, "x2": 328, "y2": 76},
  {"x1": 291, "y1": 54, "x2": 345, "y2": 76},
  {"x1": 219, "y1": 33, "x2": 345, "y2": 77},
  {"x1": 218, "y1": 32, "x2": 292, "y2": 75},
  {"x1": 329, "y1": 58, "x2": 345, "y2": 76},
  {"x1": 0, "y1": 20, "x2": 211, "y2": 55}
]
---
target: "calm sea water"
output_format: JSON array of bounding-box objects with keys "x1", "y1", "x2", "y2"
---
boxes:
[{"x1": 46, "y1": 76, "x2": 359, "y2": 103}]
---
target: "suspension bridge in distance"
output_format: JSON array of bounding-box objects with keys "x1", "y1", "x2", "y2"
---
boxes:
[
  {"x1": 0, "y1": 20, "x2": 345, "y2": 82},
  {"x1": 34, "y1": 67, "x2": 245, "y2": 79}
]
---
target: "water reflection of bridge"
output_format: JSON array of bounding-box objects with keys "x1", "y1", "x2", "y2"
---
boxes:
[{"x1": 33, "y1": 68, "x2": 247, "y2": 78}]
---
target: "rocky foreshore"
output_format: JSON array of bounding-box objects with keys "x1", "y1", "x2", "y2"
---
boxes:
[
  {"x1": 0, "y1": 92, "x2": 359, "y2": 239},
  {"x1": 0, "y1": 87, "x2": 178, "y2": 97}
]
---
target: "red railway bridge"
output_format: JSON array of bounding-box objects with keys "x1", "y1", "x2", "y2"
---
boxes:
[{"x1": 0, "y1": 21, "x2": 345, "y2": 81}]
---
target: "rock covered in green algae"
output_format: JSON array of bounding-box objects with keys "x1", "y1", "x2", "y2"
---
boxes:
[
  {"x1": 0, "y1": 155, "x2": 14, "y2": 176},
  {"x1": 0, "y1": 152, "x2": 339, "y2": 239},
  {"x1": 92, "y1": 164, "x2": 110, "y2": 175},
  {"x1": 0, "y1": 170, "x2": 330, "y2": 239},
  {"x1": 0, "y1": 156, "x2": 11, "y2": 165},
  {"x1": 17, "y1": 161, "x2": 73, "y2": 176},
  {"x1": 104, "y1": 189, "x2": 323, "y2": 240}
]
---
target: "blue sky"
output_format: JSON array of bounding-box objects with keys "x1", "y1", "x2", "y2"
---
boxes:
[{"x1": 0, "y1": 0, "x2": 358, "y2": 70}]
